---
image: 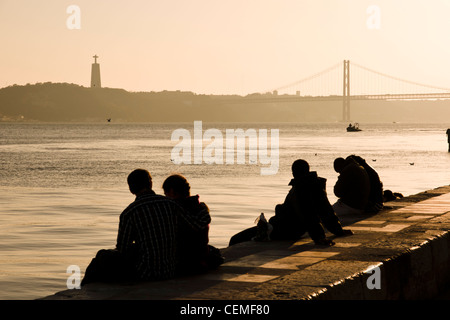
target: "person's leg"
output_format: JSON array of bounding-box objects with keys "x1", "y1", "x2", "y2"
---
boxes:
[
  {"x1": 228, "y1": 226, "x2": 258, "y2": 246},
  {"x1": 81, "y1": 249, "x2": 138, "y2": 286},
  {"x1": 332, "y1": 199, "x2": 364, "y2": 217},
  {"x1": 297, "y1": 211, "x2": 334, "y2": 245}
]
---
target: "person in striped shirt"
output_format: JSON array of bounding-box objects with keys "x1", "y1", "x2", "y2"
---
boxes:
[{"x1": 81, "y1": 169, "x2": 210, "y2": 285}]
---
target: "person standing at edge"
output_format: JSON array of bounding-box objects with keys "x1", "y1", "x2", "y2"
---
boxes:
[
  {"x1": 81, "y1": 169, "x2": 210, "y2": 285},
  {"x1": 446, "y1": 129, "x2": 450, "y2": 152}
]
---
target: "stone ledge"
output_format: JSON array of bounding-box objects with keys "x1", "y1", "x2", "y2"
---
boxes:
[{"x1": 41, "y1": 185, "x2": 450, "y2": 300}]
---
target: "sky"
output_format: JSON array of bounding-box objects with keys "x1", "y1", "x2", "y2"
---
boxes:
[{"x1": 1, "y1": 0, "x2": 450, "y2": 95}]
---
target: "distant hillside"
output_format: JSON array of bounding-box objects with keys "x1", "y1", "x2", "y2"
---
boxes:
[
  {"x1": 0, "y1": 83, "x2": 213, "y2": 122},
  {"x1": 0, "y1": 83, "x2": 449, "y2": 123}
]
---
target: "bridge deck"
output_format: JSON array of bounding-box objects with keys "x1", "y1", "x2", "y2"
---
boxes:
[{"x1": 219, "y1": 93, "x2": 450, "y2": 104}]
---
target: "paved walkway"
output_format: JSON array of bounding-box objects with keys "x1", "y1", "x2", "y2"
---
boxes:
[{"x1": 42, "y1": 186, "x2": 450, "y2": 300}]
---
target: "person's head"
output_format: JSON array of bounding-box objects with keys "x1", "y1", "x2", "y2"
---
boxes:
[
  {"x1": 333, "y1": 157, "x2": 346, "y2": 173},
  {"x1": 347, "y1": 154, "x2": 365, "y2": 165},
  {"x1": 127, "y1": 169, "x2": 152, "y2": 195},
  {"x1": 291, "y1": 159, "x2": 310, "y2": 178},
  {"x1": 162, "y1": 174, "x2": 191, "y2": 199}
]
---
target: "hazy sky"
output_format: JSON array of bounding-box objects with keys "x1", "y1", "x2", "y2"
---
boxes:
[{"x1": 1, "y1": 0, "x2": 450, "y2": 95}]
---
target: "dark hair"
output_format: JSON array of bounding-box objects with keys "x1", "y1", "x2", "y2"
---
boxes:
[
  {"x1": 127, "y1": 169, "x2": 152, "y2": 194},
  {"x1": 333, "y1": 157, "x2": 346, "y2": 173},
  {"x1": 162, "y1": 174, "x2": 191, "y2": 198},
  {"x1": 347, "y1": 154, "x2": 365, "y2": 165},
  {"x1": 291, "y1": 159, "x2": 310, "y2": 178}
]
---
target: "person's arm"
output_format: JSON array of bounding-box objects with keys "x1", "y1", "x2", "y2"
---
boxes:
[
  {"x1": 115, "y1": 209, "x2": 136, "y2": 253},
  {"x1": 318, "y1": 203, "x2": 353, "y2": 237},
  {"x1": 177, "y1": 197, "x2": 211, "y2": 230},
  {"x1": 312, "y1": 185, "x2": 343, "y2": 235},
  {"x1": 315, "y1": 179, "x2": 352, "y2": 236},
  {"x1": 333, "y1": 175, "x2": 345, "y2": 198},
  {"x1": 334, "y1": 166, "x2": 353, "y2": 199}
]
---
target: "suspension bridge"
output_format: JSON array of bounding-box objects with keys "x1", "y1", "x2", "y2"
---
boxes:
[{"x1": 224, "y1": 60, "x2": 450, "y2": 122}]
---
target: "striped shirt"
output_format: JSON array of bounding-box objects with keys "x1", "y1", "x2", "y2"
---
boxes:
[{"x1": 116, "y1": 190, "x2": 210, "y2": 281}]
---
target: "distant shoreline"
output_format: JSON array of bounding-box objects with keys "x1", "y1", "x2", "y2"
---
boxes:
[{"x1": 1, "y1": 82, "x2": 450, "y2": 123}]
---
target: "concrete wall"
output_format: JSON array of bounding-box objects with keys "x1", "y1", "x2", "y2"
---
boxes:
[{"x1": 311, "y1": 231, "x2": 450, "y2": 300}]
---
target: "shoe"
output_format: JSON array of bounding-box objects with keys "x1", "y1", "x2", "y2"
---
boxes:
[
  {"x1": 336, "y1": 229, "x2": 354, "y2": 237},
  {"x1": 314, "y1": 238, "x2": 335, "y2": 246}
]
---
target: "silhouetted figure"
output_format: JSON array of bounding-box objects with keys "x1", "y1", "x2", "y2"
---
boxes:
[
  {"x1": 332, "y1": 157, "x2": 370, "y2": 217},
  {"x1": 446, "y1": 129, "x2": 450, "y2": 152},
  {"x1": 81, "y1": 169, "x2": 210, "y2": 286},
  {"x1": 347, "y1": 123, "x2": 362, "y2": 132},
  {"x1": 346, "y1": 155, "x2": 384, "y2": 214},
  {"x1": 162, "y1": 174, "x2": 223, "y2": 276},
  {"x1": 229, "y1": 159, "x2": 352, "y2": 247}
]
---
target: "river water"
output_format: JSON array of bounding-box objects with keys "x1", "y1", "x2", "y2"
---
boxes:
[{"x1": 1, "y1": 121, "x2": 450, "y2": 299}]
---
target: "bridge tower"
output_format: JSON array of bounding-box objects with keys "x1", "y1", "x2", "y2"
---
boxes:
[
  {"x1": 90, "y1": 55, "x2": 101, "y2": 88},
  {"x1": 342, "y1": 60, "x2": 350, "y2": 122}
]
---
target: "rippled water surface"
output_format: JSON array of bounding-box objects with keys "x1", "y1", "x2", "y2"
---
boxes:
[{"x1": 1, "y1": 121, "x2": 450, "y2": 299}]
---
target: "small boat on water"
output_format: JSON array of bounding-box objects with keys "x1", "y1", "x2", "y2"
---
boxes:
[{"x1": 347, "y1": 123, "x2": 362, "y2": 132}]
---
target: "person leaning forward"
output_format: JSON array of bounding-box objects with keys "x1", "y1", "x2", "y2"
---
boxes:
[
  {"x1": 346, "y1": 155, "x2": 384, "y2": 214},
  {"x1": 81, "y1": 169, "x2": 211, "y2": 285},
  {"x1": 332, "y1": 157, "x2": 371, "y2": 217}
]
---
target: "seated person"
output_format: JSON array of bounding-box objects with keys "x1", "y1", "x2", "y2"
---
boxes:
[
  {"x1": 229, "y1": 159, "x2": 353, "y2": 247},
  {"x1": 346, "y1": 155, "x2": 384, "y2": 214},
  {"x1": 332, "y1": 157, "x2": 371, "y2": 217},
  {"x1": 81, "y1": 169, "x2": 210, "y2": 286},
  {"x1": 163, "y1": 174, "x2": 223, "y2": 276}
]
